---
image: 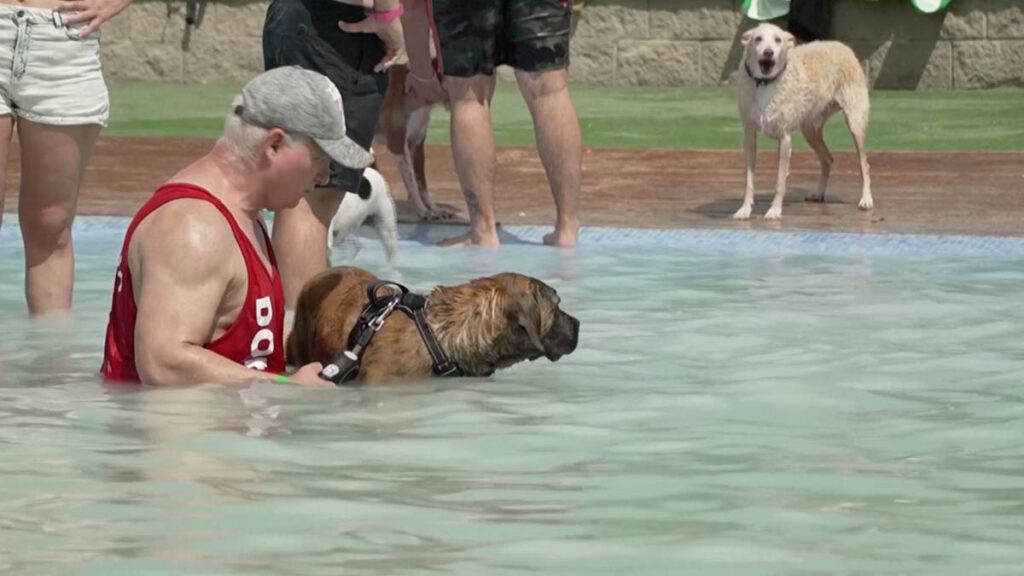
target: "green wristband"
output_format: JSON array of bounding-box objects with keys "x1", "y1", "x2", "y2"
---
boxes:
[{"x1": 275, "y1": 373, "x2": 290, "y2": 384}]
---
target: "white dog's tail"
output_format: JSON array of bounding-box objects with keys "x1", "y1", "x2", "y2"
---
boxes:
[
  {"x1": 364, "y1": 167, "x2": 399, "y2": 260},
  {"x1": 328, "y1": 167, "x2": 399, "y2": 260}
]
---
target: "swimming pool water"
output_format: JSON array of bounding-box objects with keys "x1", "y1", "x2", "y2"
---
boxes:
[{"x1": 1, "y1": 217, "x2": 1023, "y2": 575}]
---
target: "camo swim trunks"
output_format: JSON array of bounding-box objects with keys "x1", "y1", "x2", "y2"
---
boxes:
[{"x1": 429, "y1": 0, "x2": 573, "y2": 77}]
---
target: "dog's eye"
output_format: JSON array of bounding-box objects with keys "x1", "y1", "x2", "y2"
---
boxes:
[
  {"x1": 755, "y1": 35, "x2": 762, "y2": 43},
  {"x1": 774, "y1": 37, "x2": 781, "y2": 44}
]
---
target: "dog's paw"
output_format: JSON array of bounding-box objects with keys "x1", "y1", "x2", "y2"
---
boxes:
[
  {"x1": 732, "y1": 204, "x2": 753, "y2": 220},
  {"x1": 418, "y1": 205, "x2": 457, "y2": 221},
  {"x1": 805, "y1": 192, "x2": 825, "y2": 203},
  {"x1": 858, "y1": 195, "x2": 874, "y2": 211},
  {"x1": 764, "y1": 205, "x2": 783, "y2": 220}
]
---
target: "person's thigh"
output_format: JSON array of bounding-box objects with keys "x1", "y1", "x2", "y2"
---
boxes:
[
  {"x1": 502, "y1": 0, "x2": 572, "y2": 72},
  {"x1": 11, "y1": 7, "x2": 104, "y2": 232},
  {"x1": 17, "y1": 120, "x2": 100, "y2": 230},
  {"x1": 431, "y1": 0, "x2": 501, "y2": 78}
]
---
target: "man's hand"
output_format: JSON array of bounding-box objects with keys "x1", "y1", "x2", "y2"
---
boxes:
[
  {"x1": 286, "y1": 363, "x2": 332, "y2": 387},
  {"x1": 339, "y1": 15, "x2": 405, "y2": 73},
  {"x1": 406, "y1": 67, "x2": 447, "y2": 106},
  {"x1": 56, "y1": 0, "x2": 132, "y2": 37}
]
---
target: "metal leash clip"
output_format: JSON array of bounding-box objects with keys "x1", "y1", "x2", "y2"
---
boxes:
[{"x1": 319, "y1": 292, "x2": 402, "y2": 385}]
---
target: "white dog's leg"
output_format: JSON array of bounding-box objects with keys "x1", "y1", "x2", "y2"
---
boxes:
[
  {"x1": 733, "y1": 125, "x2": 758, "y2": 220},
  {"x1": 401, "y1": 106, "x2": 454, "y2": 221},
  {"x1": 765, "y1": 133, "x2": 791, "y2": 220},
  {"x1": 801, "y1": 121, "x2": 833, "y2": 203},
  {"x1": 845, "y1": 111, "x2": 873, "y2": 211},
  {"x1": 836, "y1": 82, "x2": 873, "y2": 211}
]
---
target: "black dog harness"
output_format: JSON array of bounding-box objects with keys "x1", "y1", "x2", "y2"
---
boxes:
[
  {"x1": 317, "y1": 281, "x2": 463, "y2": 385},
  {"x1": 745, "y1": 62, "x2": 787, "y2": 87}
]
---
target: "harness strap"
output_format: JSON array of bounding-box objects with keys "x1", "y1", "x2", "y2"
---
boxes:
[
  {"x1": 317, "y1": 280, "x2": 463, "y2": 385},
  {"x1": 394, "y1": 295, "x2": 462, "y2": 377}
]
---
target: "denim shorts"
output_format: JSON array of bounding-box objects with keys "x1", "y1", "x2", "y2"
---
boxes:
[{"x1": 0, "y1": 5, "x2": 109, "y2": 126}]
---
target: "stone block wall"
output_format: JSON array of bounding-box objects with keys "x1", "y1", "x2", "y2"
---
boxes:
[{"x1": 100, "y1": 0, "x2": 1024, "y2": 89}]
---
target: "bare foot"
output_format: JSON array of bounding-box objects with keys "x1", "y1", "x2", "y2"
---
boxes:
[
  {"x1": 438, "y1": 230, "x2": 499, "y2": 248},
  {"x1": 543, "y1": 227, "x2": 578, "y2": 248}
]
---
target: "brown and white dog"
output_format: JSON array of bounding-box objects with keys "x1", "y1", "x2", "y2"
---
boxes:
[
  {"x1": 734, "y1": 23, "x2": 873, "y2": 220},
  {"x1": 286, "y1": 266, "x2": 580, "y2": 384},
  {"x1": 374, "y1": 64, "x2": 455, "y2": 221}
]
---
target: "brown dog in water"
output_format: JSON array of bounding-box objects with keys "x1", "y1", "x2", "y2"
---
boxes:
[{"x1": 286, "y1": 266, "x2": 580, "y2": 384}]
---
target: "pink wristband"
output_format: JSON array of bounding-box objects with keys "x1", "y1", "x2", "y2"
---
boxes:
[{"x1": 373, "y1": 4, "x2": 404, "y2": 22}]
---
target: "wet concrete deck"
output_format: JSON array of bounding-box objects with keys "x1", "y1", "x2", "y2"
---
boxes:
[{"x1": 4, "y1": 137, "x2": 1023, "y2": 238}]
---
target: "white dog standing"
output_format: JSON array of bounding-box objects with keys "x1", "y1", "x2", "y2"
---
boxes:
[
  {"x1": 328, "y1": 166, "x2": 399, "y2": 260},
  {"x1": 734, "y1": 23, "x2": 873, "y2": 220}
]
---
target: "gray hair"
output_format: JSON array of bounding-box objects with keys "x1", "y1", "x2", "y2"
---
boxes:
[{"x1": 218, "y1": 95, "x2": 307, "y2": 167}]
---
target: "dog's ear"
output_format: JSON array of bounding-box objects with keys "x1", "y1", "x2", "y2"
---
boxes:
[
  {"x1": 498, "y1": 275, "x2": 547, "y2": 354},
  {"x1": 741, "y1": 29, "x2": 754, "y2": 46},
  {"x1": 784, "y1": 31, "x2": 796, "y2": 48}
]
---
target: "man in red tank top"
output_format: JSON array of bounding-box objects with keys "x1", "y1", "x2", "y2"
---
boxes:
[{"x1": 101, "y1": 67, "x2": 375, "y2": 387}]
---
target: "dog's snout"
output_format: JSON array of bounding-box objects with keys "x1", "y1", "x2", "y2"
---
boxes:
[
  {"x1": 562, "y1": 313, "x2": 580, "y2": 354},
  {"x1": 542, "y1": 312, "x2": 580, "y2": 361},
  {"x1": 763, "y1": 48, "x2": 774, "y2": 58}
]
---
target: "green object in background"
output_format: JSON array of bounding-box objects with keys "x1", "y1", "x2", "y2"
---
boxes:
[
  {"x1": 741, "y1": 0, "x2": 791, "y2": 21},
  {"x1": 910, "y1": 0, "x2": 952, "y2": 13}
]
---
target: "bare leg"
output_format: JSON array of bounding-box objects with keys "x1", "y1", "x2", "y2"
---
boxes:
[
  {"x1": 17, "y1": 119, "x2": 100, "y2": 316},
  {"x1": 438, "y1": 75, "x2": 499, "y2": 248},
  {"x1": 733, "y1": 124, "x2": 757, "y2": 219},
  {"x1": 0, "y1": 115, "x2": 14, "y2": 231},
  {"x1": 272, "y1": 188, "x2": 345, "y2": 308},
  {"x1": 764, "y1": 133, "x2": 792, "y2": 220},
  {"x1": 515, "y1": 68, "x2": 581, "y2": 247},
  {"x1": 801, "y1": 121, "x2": 832, "y2": 202}
]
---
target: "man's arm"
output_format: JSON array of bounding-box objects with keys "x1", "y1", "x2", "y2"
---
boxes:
[
  {"x1": 130, "y1": 202, "x2": 325, "y2": 387},
  {"x1": 401, "y1": 0, "x2": 447, "y2": 104}
]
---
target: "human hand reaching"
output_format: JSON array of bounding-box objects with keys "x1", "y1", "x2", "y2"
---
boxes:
[
  {"x1": 283, "y1": 363, "x2": 332, "y2": 387},
  {"x1": 338, "y1": 6, "x2": 406, "y2": 73}
]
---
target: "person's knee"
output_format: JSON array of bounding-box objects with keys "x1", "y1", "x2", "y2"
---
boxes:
[
  {"x1": 515, "y1": 68, "x2": 570, "y2": 103},
  {"x1": 20, "y1": 203, "x2": 74, "y2": 249},
  {"x1": 445, "y1": 76, "x2": 495, "y2": 106}
]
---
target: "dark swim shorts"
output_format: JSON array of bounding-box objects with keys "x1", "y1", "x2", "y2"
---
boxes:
[{"x1": 430, "y1": 0, "x2": 573, "y2": 78}]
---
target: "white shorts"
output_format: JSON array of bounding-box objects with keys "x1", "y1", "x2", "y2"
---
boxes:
[{"x1": 0, "y1": 5, "x2": 109, "y2": 126}]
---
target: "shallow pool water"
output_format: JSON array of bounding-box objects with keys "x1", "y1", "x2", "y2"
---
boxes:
[{"x1": 1, "y1": 218, "x2": 1023, "y2": 575}]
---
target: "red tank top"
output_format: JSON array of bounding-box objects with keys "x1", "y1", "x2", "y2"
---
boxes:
[{"x1": 101, "y1": 183, "x2": 286, "y2": 382}]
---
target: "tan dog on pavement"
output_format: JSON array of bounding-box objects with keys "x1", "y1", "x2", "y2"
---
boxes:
[
  {"x1": 374, "y1": 64, "x2": 455, "y2": 221},
  {"x1": 734, "y1": 23, "x2": 873, "y2": 220}
]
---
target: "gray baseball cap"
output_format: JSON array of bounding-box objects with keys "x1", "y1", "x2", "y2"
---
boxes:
[{"x1": 234, "y1": 66, "x2": 374, "y2": 169}]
